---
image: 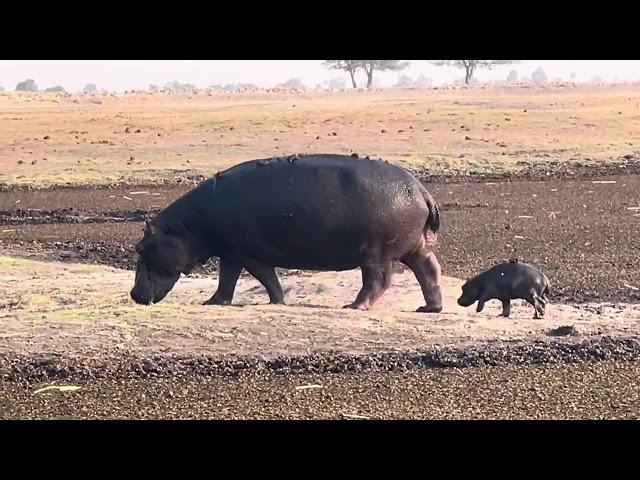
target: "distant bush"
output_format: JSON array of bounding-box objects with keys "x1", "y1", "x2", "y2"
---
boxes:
[
  {"x1": 164, "y1": 81, "x2": 195, "y2": 93},
  {"x1": 209, "y1": 83, "x2": 258, "y2": 92},
  {"x1": 148, "y1": 84, "x2": 159, "y2": 92},
  {"x1": 83, "y1": 83, "x2": 98, "y2": 93},
  {"x1": 16, "y1": 79, "x2": 38, "y2": 92},
  {"x1": 328, "y1": 77, "x2": 346, "y2": 89},
  {"x1": 506, "y1": 70, "x2": 518, "y2": 83},
  {"x1": 414, "y1": 74, "x2": 433, "y2": 88},
  {"x1": 0, "y1": 86, "x2": 4, "y2": 92},
  {"x1": 45, "y1": 85, "x2": 66, "y2": 93},
  {"x1": 278, "y1": 78, "x2": 305, "y2": 89},
  {"x1": 394, "y1": 74, "x2": 433, "y2": 88},
  {"x1": 531, "y1": 68, "x2": 547, "y2": 85},
  {"x1": 395, "y1": 75, "x2": 414, "y2": 88}
]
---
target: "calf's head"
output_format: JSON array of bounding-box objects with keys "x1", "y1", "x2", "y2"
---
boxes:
[
  {"x1": 457, "y1": 279, "x2": 481, "y2": 307},
  {"x1": 130, "y1": 220, "x2": 197, "y2": 305}
]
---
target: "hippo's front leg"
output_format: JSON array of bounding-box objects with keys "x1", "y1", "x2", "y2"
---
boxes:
[
  {"x1": 203, "y1": 257, "x2": 243, "y2": 305},
  {"x1": 241, "y1": 257, "x2": 286, "y2": 305},
  {"x1": 476, "y1": 291, "x2": 490, "y2": 313},
  {"x1": 500, "y1": 300, "x2": 511, "y2": 317}
]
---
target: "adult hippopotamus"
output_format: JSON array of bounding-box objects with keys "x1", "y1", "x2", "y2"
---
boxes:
[{"x1": 130, "y1": 153, "x2": 443, "y2": 312}]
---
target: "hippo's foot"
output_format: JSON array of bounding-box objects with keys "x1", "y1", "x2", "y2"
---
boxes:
[
  {"x1": 416, "y1": 305, "x2": 442, "y2": 313},
  {"x1": 203, "y1": 295, "x2": 232, "y2": 306},
  {"x1": 342, "y1": 302, "x2": 370, "y2": 310}
]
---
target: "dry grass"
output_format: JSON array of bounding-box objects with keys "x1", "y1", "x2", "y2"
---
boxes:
[{"x1": 1, "y1": 85, "x2": 640, "y2": 187}]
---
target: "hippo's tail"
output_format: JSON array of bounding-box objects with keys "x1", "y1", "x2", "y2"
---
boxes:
[{"x1": 421, "y1": 188, "x2": 440, "y2": 234}]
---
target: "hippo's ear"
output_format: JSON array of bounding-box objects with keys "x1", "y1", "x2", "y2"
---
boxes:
[{"x1": 144, "y1": 219, "x2": 156, "y2": 234}]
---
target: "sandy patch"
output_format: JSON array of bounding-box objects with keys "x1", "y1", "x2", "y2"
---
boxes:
[{"x1": 0, "y1": 255, "x2": 638, "y2": 358}]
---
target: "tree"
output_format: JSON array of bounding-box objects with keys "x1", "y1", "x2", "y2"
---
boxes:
[
  {"x1": 430, "y1": 60, "x2": 517, "y2": 85},
  {"x1": 323, "y1": 60, "x2": 362, "y2": 88},
  {"x1": 16, "y1": 79, "x2": 38, "y2": 92},
  {"x1": 83, "y1": 83, "x2": 97, "y2": 93},
  {"x1": 506, "y1": 70, "x2": 518, "y2": 83},
  {"x1": 360, "y1": 60, "x2": 408, "y2": 89}
]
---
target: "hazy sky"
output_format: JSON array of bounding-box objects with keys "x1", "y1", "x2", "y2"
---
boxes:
[{"x1": 1, "y1": 60, "x2": 639, "y2": 92}]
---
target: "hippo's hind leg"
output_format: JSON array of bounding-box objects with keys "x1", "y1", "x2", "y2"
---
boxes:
[
  {"x1": 241, "y1": 257, "x2": 285, "y2": 305},
  {"x1": 204, "y1": 257, "x2": 243, "y2": 305},
  {"x1": 401, "y1": 249, "x2": 443, "y2": 313},
  {"x1": 343, "y1": 261, "x2": 393, "y2": 310},
  {"x1": 525, "y1": 289, "x2": 545, "y2": 319}
]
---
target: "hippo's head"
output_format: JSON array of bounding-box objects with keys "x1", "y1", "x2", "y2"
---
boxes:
[
  {"x1": 457, "y1": 279, "x2": 480, "y2": 307},
  {"x1": 130, "y1": 220, "x2": 197, "y2": 305}
]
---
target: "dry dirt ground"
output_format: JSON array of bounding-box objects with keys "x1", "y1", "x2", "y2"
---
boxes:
[
  {"x1": 2, "y1": 85, "x2": 640, "y2": 187},
  {"x1": 1, "y1": 86, "x2": 639, "y2": 419},
  {"x1": 1, "y1": 255, "x2": 638, "y2": 359}
]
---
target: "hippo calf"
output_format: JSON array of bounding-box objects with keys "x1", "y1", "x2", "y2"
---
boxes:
[
  {"x1": 130, "y1": 153, "x2": 443, "y2": 313},
  {"x1": 457, "y1": 259, "x2": 550, "y2": 319}
]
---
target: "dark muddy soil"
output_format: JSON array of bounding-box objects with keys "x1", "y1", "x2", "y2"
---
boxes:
[
  {"x1": 3, "y1": 360, "x2": 639, "y2": 419},
  {"x1": 1, "y1": 168, "x2": 639, "y2": 303}
]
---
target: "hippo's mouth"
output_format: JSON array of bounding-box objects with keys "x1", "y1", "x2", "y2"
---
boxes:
[{"x1": 457, "y1": 297, "x2": 475, "y2": 307}]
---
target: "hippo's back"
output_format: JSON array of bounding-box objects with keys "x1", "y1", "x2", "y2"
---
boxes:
[{"x1": 209, "y1": 154, "x2": 433, "y2": 270}]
